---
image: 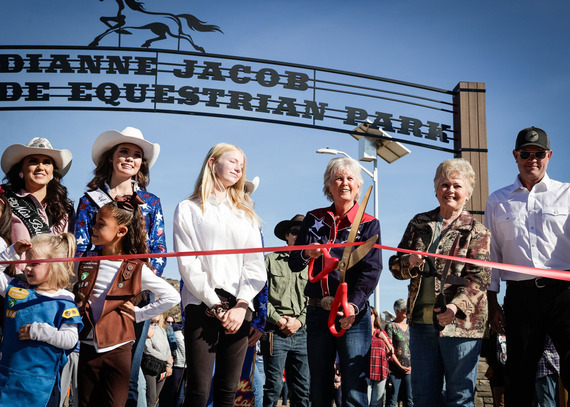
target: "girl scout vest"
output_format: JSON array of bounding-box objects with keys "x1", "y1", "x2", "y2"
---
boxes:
[
  {"x1": 0, "y1": 279, "x2": 82, "y2": 407},
  {"x1": 75, "y1": 256, "x2": 144, "y2": 349}
]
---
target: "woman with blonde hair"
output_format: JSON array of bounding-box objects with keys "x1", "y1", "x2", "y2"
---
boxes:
[
  {"x1": 173, "y1": 143, "x2": 266, "y2": 407},
  {"x1": 389, "y1": 158, "x2": 491, "y2": 407}
]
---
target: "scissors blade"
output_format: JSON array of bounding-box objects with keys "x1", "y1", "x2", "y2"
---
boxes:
[
  {"x1": 347, "y1": 234, "x2": 378, "y2": 270},
  {"x1": 338, "y1": 186, "x2": 373, "y2": 278}
]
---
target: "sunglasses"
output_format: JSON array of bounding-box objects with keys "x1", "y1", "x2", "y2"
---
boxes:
[
  {"x1": 166, "y1": 320, "x2": 174, "y2": 324},
  {"x1": 518, "y1": 150, "x2": 548, "y2": 160},
  {"x1": 288, "y1": 229, "x2": 300, "y2": 236}
]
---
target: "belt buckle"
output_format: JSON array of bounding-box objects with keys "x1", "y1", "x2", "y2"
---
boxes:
[
  {"x1": 535, "y1": 278, "x2": 546, "y2": 288},
  {"x1": 321, "y1": 296, "x2": 334, "y2": 311}
]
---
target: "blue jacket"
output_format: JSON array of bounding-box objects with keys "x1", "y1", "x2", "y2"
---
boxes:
[
  {"x1": 289, "y1": 203, "x2": 382, "y2": 312},
  {"x1": 74, "y1": 186, "x2": 167, "y2": 276}
]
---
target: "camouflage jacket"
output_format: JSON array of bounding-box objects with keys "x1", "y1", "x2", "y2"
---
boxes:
[{"x1": 389, "y1": 208, "x2": 491, "y2": 338}]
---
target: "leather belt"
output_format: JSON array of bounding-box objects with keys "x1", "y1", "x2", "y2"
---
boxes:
[
  {"x1": 507, "y1": 277, "x2": 570, "y2": 289},
  {"x1": 308, "y1": 296, "x2": 334, "y2": 311}
]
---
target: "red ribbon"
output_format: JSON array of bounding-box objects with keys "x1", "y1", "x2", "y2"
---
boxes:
[{"x1": 2, "y1": 242, "x2": 569, "y2": 281}]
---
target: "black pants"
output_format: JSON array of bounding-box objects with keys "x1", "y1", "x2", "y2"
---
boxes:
[
  {"x1": 504, "y1": 280, "x2": 570, "y2": 407},
  {"x1": 183, "y1": 303, "x2": 251, "y2": 407}
]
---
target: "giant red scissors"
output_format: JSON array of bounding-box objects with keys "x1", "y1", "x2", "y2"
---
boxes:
[{"x1": 307, "y1": 186, "x2": 378, "y2": 337}]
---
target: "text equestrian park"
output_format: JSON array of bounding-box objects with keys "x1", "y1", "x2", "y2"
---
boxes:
[{"x1": 0, "y1": 52, "x2": 450, "y2": 143}]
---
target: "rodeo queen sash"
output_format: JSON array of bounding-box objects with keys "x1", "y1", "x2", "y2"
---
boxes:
[{"x1": 3, "y1": 189, "x2": 50, "y2": 236}]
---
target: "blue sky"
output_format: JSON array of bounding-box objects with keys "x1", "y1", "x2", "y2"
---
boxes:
[{"x1": 1, "y1": 0, "x2": 569, "y2": 315}]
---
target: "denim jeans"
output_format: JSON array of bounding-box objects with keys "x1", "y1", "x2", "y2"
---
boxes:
[
  {"x1": 253, "y1": 353, "x2": 265, "y2": 407},
  {"x1": 410, "y1": 324, "x2": 481, "y2": 407},
  {"x1": 534, "y1": 374, "x2": 558, "y2": 407},
  {"x1": 263, "y1": 325, "x2": 310, "y2": 407},
  {"x1": 369, "y1": 379, "x2": 387, "y2": 407},
  {"x1": 126, "y1": 293, "x2": 154, "y2": 407},
  {"x1": 386, "y1": 373, "x2": 413, "y2": 407},
  {"x1": 306, "y1": 304, "x2": 371, "y2": 407}
]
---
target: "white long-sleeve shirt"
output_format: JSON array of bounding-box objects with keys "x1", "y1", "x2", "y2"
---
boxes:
[
  {"x1": 83, "y1": 259, "x2": 180, "y2": 352},
  {"x1": 173, "y1": 195, "x2": 266, "y2": 309},
  {"x1": 485, "y1": 174, "x2": 570, "y2": 292}
]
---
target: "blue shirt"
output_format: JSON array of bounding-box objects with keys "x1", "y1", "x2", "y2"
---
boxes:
[{"x1": 74, "y1": 185, "x2": 167, "y2": 276}]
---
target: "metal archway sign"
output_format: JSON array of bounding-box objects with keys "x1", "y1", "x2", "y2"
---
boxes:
[{"x1": 0, "y1": 45, "x2": 488, "y2": 217}]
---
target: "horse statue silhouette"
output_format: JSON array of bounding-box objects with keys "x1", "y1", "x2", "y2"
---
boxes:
[{"x1": 90, "y1": 0, "x2": 222, "y2": 52}]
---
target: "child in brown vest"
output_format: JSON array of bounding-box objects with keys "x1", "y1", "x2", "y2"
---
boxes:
[{"x1": 75, "y1": 196, "x2": 179, "y2": 407}]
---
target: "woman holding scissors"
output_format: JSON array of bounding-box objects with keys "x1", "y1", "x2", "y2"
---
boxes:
[
  {"x1": 389, "y1": 158, "x2": 491, "y2": 407},
  {"x1": 289, "y1": 156, "x2": 382, "y2": 407}
]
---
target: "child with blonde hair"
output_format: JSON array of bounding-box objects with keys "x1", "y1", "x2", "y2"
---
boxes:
[{"x1": 0, "y1": 232, "x2": 83, "y2": 407}]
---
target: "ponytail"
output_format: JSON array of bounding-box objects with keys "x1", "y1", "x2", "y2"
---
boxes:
[{"x1": 100, "y1": 197, "x2": 149, "y2": 264}]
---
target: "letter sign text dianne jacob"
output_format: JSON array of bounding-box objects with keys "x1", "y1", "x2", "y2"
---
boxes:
[{"x1": 0, "y1": 50, "x2": 452, "y2": 144}]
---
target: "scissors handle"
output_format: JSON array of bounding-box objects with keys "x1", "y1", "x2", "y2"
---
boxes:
[
  {"x1": 308, "y1": 248, "x2": 339, "y2": 283},
  {"x1": 328, "y1": 282, "x2": 351, "y2": 337}
]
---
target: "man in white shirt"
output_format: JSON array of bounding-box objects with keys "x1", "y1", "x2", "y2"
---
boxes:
[{"x1": 485, "y1": 126, "x2": 570, "y2": 406}]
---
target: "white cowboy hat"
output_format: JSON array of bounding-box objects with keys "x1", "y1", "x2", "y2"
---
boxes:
[
  {"x1": 91, "y1": 127, "x2": 160, "y2": 169},
  {"x1": 1, "y1": 137, "x2": 73, "y2": 176},
  {"x1": 244, "y1": 176, "x2": 260, "y2": 195}
]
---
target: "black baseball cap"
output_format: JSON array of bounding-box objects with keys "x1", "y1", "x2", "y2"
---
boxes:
[{"x1": 515, "y1": 126, "x2": 550, "y2": 150}]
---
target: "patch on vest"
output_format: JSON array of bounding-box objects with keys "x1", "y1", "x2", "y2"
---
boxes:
[
  {"x1": 62, "y1": 308, "x2": 80, "y2": 319},
  {"x1": 5, "y1": 310, "x2": 17, "y2": 318},
  {"x1": 7, "y1": 287, "x2": 29, "y2": 300}
]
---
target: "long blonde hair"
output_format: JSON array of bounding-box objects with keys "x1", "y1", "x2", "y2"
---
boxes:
[{"x1": 190, "y1": 143, "x2": 259, "y2": 225}]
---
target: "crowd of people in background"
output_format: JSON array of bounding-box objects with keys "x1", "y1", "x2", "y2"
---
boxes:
[{"x1": 0, "y1": 124, "x2": 567, "y2": 407}]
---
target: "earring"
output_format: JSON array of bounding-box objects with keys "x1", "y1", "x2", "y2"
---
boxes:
[{"x1": 18, "y1": 172, "x2": 23, "y2": 179}]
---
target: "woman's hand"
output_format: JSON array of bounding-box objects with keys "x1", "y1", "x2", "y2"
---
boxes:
[
  {"x1": 222, "y1": 300, "x2": 248, "y2": 334},
  {"x1": 408, "y1": 253, "x2": 425, "y2": 270},
  {"x1": 304, "y1": 242, "x2": 322, "y2": 259},
  {"x1": 338, "y1": 304, "x2": 357, "y2": 330},
  {"x1": 435, "y1": 303, "x2": 457, "y2": 327}
]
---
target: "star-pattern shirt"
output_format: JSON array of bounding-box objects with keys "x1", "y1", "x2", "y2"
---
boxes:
[{"x1": 74, "y1": 185, "x2": 167, "y2": 276}]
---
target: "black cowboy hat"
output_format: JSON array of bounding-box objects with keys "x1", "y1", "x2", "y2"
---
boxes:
[{"x1": 274, "y1": 214, "x2": 305, "y2": 241}]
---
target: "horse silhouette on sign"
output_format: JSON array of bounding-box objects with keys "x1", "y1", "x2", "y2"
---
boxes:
[{"x1": 90, "y1": 0, "x2": 222, "y2": 52}]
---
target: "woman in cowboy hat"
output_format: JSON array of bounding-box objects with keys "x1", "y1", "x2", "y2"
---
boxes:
[
  {"x1": 73, "y1": 126, "x2": 167, "y2": 407},
  {"x1": 1, "y1": 137, "x2": 74, "y2": 244},
  {"x1": 74, "y1": 126, "x2": 166, "y2": 274}
]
